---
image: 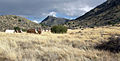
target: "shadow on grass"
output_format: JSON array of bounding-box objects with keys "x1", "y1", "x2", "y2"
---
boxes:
[{"x1": 95, "y1": 36, "x2": 120, "y2": 53}]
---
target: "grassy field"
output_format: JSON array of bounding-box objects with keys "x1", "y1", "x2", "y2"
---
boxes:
[{"x1": 0, "y1": 26, "x2": 120, "y2": 61}]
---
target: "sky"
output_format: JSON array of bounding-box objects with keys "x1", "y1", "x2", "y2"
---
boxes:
[{"x1": 0, "y1": 0, "x2": 106, "y2": 23}]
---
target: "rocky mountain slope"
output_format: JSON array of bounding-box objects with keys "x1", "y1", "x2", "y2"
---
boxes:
[
  {"x1": 41, "y1": 16, "x2": 70, "y2": 26},
  {"x1": 66, "y1": 0, "x2": 120, "y2": 28},
  {"x1": 0, "y1": 15, "x2": 41, "y2": 31}
]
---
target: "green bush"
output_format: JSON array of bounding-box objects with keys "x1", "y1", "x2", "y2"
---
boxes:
[
  {"x1": 107, "y1": 21, "x2": 116, "y2": 25},
  {"x1": 18, "y1": 19, "x2": 22, "y2": 22},
  {"x1": 51, "y1": 25, "x2": 67, "y2": 33},
  {"x1": 14, "y1": 27, "x2": 20, "y2": 31}
]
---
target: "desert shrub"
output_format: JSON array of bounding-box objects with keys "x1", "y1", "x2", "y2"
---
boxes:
[
  {"x1": 107, "y1": 21, "x2": 116, "y2": 26},
  {"x1": 14, "y1": 27, "x2": 20, "y2": 31},
  {"x1": 22, "y1": 29, "x2": 27, "y2": 32},
  {"x1": 13, "y1": 16, "x2": 17, "y2": 19},
  {"x1": 95, "y1": 36, "x2": 120, "y2": 53},
  {"x1": 90, "y1": 26, "x2": 94, "y2": 28},
  {"x1": 18, "y1": 19, "x2": 22, "y2": 22},
  {"x1": 67, "y1": 22, "x2": 71, "y2": 25},
  {"x1": 40, "y1": 23, "x2": 46, "y2": 26},
  {"x1": 51, "y1": 25, "x2": 67, "y2": 33}
]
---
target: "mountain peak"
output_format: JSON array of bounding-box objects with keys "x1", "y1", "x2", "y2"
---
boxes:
[{"x1": 41, "y1": 16, "x2": 70, "y2": 26}]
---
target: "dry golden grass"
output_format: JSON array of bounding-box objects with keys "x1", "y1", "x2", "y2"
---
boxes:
[{"x1": 0, "y1": 26, "x2": 120, "y2": 61}]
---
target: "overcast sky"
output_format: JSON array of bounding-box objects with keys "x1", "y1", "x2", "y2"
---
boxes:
[{"x1": 0, "y1": 0, "x2": 106, "y2": 23}]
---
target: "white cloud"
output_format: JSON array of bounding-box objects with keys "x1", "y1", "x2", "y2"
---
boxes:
[
  {"x1": 53, "y1": 0, "x2": 104, "y2": 17},
  {"x1": 80, "y1": 6, "x2": 93, "y2": 12},
  {"x1": 33, "y1": 20, "x2": 40, "y2": 23},
  {"x1": 48, "y1": 12, "x2": 57, "y2": 17}
]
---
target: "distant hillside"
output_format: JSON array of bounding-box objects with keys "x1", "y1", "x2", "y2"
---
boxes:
[
  {"x1": 41, "y1": 16, "x2": 70, "y2": 26},
  {"x1": 66, "y1": 0, "x2": 120, "y2": 28},
  {"x1": 0, "y1": 15, "x2": 41, "y2": 31}
]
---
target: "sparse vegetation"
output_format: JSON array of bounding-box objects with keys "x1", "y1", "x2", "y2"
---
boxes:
[
  {"x1": 0, "y1": 15, "x2": 41, "y2": 31},
  {"x1": 51, "y1": 25, "x2": 67, "y2": 33}
]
